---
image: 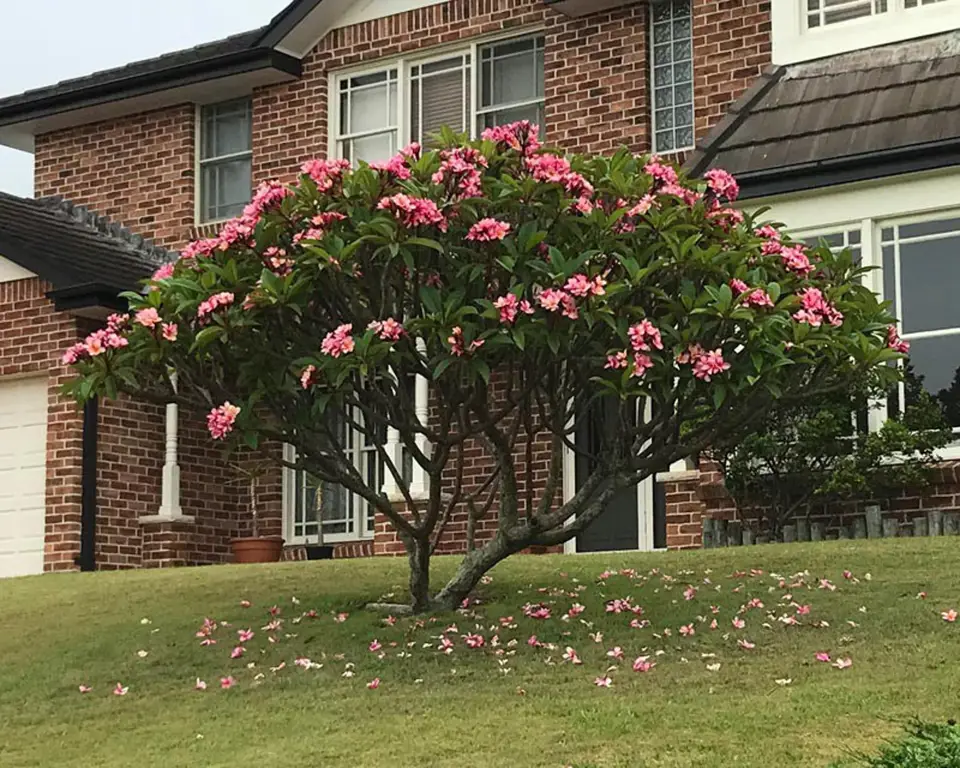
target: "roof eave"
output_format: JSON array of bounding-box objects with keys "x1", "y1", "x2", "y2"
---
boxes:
[{"x1": 46, "y1": 283, "x2": 131, "y2": 318}]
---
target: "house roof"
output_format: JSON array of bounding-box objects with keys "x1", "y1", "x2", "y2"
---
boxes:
[
  {"x1": 685, "y1": 32, "x2": 960, "y2": 200},
  {"x1": 0, "y1": 192, "x2": 173, "y2": 311}
]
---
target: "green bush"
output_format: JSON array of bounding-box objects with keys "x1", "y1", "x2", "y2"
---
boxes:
[{"x1": 832, "y1": 720, "x2": 960, "y2": 767}]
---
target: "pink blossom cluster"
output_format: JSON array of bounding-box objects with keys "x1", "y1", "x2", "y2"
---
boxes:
[
  {"x1": 300, "y1": 158, "x2": 351, "y2": 192},
  {"x1": 522, "y1": 602, "x2": 552, "y2": 620},
  {"x1": 708, "y1": 206, "x2": 746, "y2": 231},
  {"x1": 729, "y1": 278, "x2": 749, "y2": 295},
  {"x1": 730, "y1": 279, "x2": 774, "y2": 308},
  {"x1": 780, "y1": 245, "x2": 815, "y2": 276},
  {"x1": 62, "y1": 313, "x2": 130, "y2": 364},
  {"x1": 537, "y1": 288, "x2": 578, "y2": 320},
  {"x1": 703, "y1": 168, "x2": 740, "y2": 201},
  {"x1": 432, "y1": 147, "x2": 488, "y2": 199},
  {"x1": 217, "y1": 218, "x2": 256, "y2": 251},
  {"x1": 321, "y1": 324, "x2": 355, "y2": 358},
  {"x1": 887, "y1": 325, "x2": 910, "y2": 354},
  {"x1": 480, "y1": 121, "x2": 542, "y2": 156},
  {"x1": 300, "y1": 365, "x2": 317, "y2": 390},
  {"x1": 677, "y1": 344, "x2": 731, "y2": 381},
  {"x1": 644, "y1": 157, "x2": 679, "y2": 187},
  {"x1": 377, "y1": 194, "x2": 447, "y2": 231},
  {"x1": 207, "y1": 402, "x2": 240, "y2": 441},
  {"x1": 262, "y1": 246, "x2": 294, "y2": 276},
  {"x1": 293, "y1": 211, "x2": 348, "y2": 244},
  {"x1": 367, "y1": 318, "x2": 404, "y2": 342},
  {"x1": 180, "y1": 238, "x2": 220, "y2": 261},
  {"x1": 197, "y1": 291, "x2": 235, "y2": 320},
  {"x1": 627, "y1": 194, "x2": 657, "y2": 217},
  {"x1": 660, "y1": 181, "x2": 702, "y2": 207},
  {"x1": 135, "y1": 308, "x2": 162, "y2": 328},
  {"x1": 525, "y1": 153, "x2": 594, "y2": 200},
  {"x1": 447, "y1": 326, "x2": 484, "y2": 357},
  {"x1": 793, "y1": 287, "x2": 843, "y2": 328},
  {"x1": 151, "y1": 262, "x2": 175, "y2": 282},
  {"x1": 243, "y1": 179, "x2": 293, "y2": 222},
  {"x1": 466, "y1": 218, "x2": 511, "y2": 242},
  {"x1": 368, "y1": 148, "x2": 415, "y2": 181},
  {"x1": 564, "y1": 273, "x2": 606, "y2": 298},
  {"x1": 628, "y1": 319, "x2": 663, "y2": 352},
  {"x1": 631, "y1": 353, "x2": 654, "y2": 378},
  {"x1": 162, "y1": 323, "x2": 179, "y2": 342},
  {"x1": 493, "y1": 293, "x2": 534, "y2": 324},
  {"x1": 605, "y1": 351, "x2": 628, "y2": 370}
]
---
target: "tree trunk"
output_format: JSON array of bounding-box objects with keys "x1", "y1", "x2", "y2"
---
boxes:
[
  {"x1": 405, "y1": 535, "x2": 432, "y2": 613},
  {"x1": 432, "y1": 536, "x2": 512, "y2": 611}
]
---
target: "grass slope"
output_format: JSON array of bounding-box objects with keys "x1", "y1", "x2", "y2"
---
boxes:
[{"x1": 2, "y1": 539, "x2": 959, "y2": 768}]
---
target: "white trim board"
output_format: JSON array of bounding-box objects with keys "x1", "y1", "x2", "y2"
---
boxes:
[{"x1": 0, "y1": 256, "x2": 36, "y2": 284}]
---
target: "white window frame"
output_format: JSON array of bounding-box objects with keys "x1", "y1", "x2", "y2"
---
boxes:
[
  {"x1": 649, "y1": 0, "x2": 695, "y2": 155},
  {"x1": 772, "y1": 0, "x2": 960, "y2": 65},
  {"x1": 327, "y1": 29, "x2": 546, "y2": 161},
  {"x1": 194, "y1": 99, "x2": 253, "y2": 225},
  {"x1": 759, "y1": 169, "x2": 960, "y2": 458}
]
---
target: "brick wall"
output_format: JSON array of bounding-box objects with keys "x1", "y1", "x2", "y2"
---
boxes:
[{"x1": 31, "y1": 0, "x2": 775, "y2": 563}]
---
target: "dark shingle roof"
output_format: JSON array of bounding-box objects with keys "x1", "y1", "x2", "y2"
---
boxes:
[
  {"x1": 686, "y1": 33, "x2": 960, "y2": 198},
  {"x1": 0, "y1": 192, "x2": 172, "y2": 294}
]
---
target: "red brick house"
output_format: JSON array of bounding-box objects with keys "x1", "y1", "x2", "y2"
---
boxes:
[{"x1": 1, "y1": 0, "x2": 956, "y2": 576}]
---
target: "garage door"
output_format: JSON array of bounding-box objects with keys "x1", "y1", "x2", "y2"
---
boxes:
[{"x1": 0, "y1": 378, "x2": 47, "y2": 578}]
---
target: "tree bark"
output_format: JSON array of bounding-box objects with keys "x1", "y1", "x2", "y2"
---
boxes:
[
  {"x1": 405, "y1": 534, "x2": 432, "y2": 613},
  {"x1": 432, "y1": 536, "x2": 512, "y2": 611}
]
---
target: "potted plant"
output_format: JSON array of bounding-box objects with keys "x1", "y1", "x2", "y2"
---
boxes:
[
  {"x1": 230, "y1": 459, "x2": 284, "y2": 564},
  {"x1": 304, "y1": 476, "x2": 334, "y2": 561}
]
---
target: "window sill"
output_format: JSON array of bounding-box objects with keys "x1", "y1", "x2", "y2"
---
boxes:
[
  {"x1": 139, "y1": 514, "x2": 196, "y2": 525},
  {"x1": 655, "y1": 469, "x2": 700, "y2": 483}
]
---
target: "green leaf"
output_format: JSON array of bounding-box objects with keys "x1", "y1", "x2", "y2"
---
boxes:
[
  {"x1": 433, "y1": 356, "x2": 457, "y2": 380},
  {"x1": 192, "y1": 326, "x2": 224, "y2": 350},
  {"x1": 474, "y1": 358, "x2": 491, "y2": 385},
  {"x1": 406, "y1": 237, "x2": 444, "y2": 253},
  {"x1": 712, "y1": 383, "x2": 727, "y2": 410}
]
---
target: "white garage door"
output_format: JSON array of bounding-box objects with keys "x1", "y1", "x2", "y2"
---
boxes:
[{"x1": 0, "y1": 378, "x2": 47, "y2": 578}]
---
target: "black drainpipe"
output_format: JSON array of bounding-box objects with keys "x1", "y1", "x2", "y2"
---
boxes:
[{"x1": 77, "y1": 397, "x2": 98, "y2": 572}]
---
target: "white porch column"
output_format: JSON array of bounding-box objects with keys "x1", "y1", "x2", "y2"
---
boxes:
[
  {"x1": 158, "y1": 372, "x2": 183, "y2": 517},
  {"x1": 408, "y1": 339, "x2": 431, "y2": 498},
  {"x1": 381, "y1": 422, "x2": 402, "y2": 499}
]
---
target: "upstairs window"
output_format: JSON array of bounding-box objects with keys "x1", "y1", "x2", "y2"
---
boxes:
[
  {"x1": 806, "y1": 0, "x2": 888, "y2": 28},
  {"x1": 331, "y1": 34, "x2": 545, "y2": 165},
  {"x1": 650, "y1": 0, "x2": 694, "y2": 154},
  {"x1": 198, "y1": 99, "x2": 253, "y2": 223}
]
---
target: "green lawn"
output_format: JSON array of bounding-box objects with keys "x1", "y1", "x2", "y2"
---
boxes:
[{"x1": 2, "y1": 539, "x2": 959, "y2": 768}]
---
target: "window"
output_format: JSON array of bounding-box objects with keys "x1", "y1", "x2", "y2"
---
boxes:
[
  {"x1": 806, "y1": 0, "x2": 888, "y2": 28},
  {"x1": 804, "y1": 228, "x2": 862, "y2": 263},
  {"x1": 331, "y1": 34, "x2": 545, "y2": 164},
  {"x1": 773, "y1": 0, "x2": 960, "y2": 64},
  {"x1": 881, "y1": 216, "x2": 960, "y2": 432},
  {"x1": 650, "y1": 0, "x2": 694, "y2": 153},
  {"x1": 198, "y1": 99, "x2": 253, "y2": 223}
]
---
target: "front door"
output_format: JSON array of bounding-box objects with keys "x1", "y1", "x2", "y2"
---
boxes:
[{"x1": 572, "y1": 398, "x2": 664, "y2": 552}]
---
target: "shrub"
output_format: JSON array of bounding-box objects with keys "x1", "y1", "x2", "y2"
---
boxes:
[{"x1": 831, "y1": 719, "x2": 960, "y2": 767}]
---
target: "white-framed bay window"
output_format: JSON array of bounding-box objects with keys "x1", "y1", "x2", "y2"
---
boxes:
[
  {"x1": 770, "y1": 171, "x2": 960, "y2": 455},
  {"x1": 282, "y1": 371, "x2": 431, "y2": 543},
  {"x1": 772, "y1": 0, "x2": 960, "y2": 65},
  {"x1": 329, "y1": 32, "x2": 545, "y2": 164},
  {"x1": 196, "y1": 98, "x2": 253, "y2": 224}
]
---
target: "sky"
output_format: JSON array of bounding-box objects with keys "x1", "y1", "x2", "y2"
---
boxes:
[{"x1": 0, "y1": 0, "x2": 291, "y2": 198}]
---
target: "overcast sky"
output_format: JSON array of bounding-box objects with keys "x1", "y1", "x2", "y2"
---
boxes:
[{"x1": 0, "y1": 0, "x2": 291, "y2": 198}]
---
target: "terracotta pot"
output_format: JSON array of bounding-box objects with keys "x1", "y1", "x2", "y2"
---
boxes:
[{"x1": 231, "y1": 536, "x2": 284, "y2": 564}]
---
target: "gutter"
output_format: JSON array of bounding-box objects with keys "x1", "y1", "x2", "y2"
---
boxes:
[
  {"x1": 46, "y1": 283, "x2": 134, "y2": 315},
  {"x1": 77, "y1": 397, "x2": 98, "y2": 572}
]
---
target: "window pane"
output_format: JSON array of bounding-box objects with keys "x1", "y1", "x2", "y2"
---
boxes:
[
  {"x1": 898, "y1": 230, "x2": 960, "y2": 334},
  {"x1": 350, "y1": 84, "x2": 392, "y2": 134},
  {"x1": 651, "y1": 0, "x2": 694, "y2": 153},
  {"x1": 479, "y1": 36, "x2": 544, "y2": 109},
  {"x1": 478, "y1": 102, "x2": 545, "y2": 133},
  {"x1": 201, "y1": 157, "x2": 251, "y2": 222},
  {"x1": 807, "y1": 0, "x2": 889, "y2": 27},
  {"x1": 201, "y1": 100, "x2": 251, "y2": 160},
  {"x1": 351, "y1": 132, "x2": 396, "y2": 164},
  {"x1": 901, "y1": 335, "x2": 960, "y2": 429},
  {"x1": 411, "y1": 56, "x2": 469, "y2": 145},
  {"x1": 882, "y1": 244, "x2": 897, "y2": 319}
]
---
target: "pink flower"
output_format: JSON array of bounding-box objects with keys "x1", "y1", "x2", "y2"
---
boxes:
[
  {"x1": 152, "y1": 263, "x2": 175, "y2": 282},
  {"x1": 633, "y1": 656, "x2": 656, "y2": 673},
  {"x1": 628, "y1": 195, "x2": 656, "y2": 216},
  {"x1": 732, "y1": 617, "x2": 745, "y2": 630},
  {"x1": 562, "y1": 647, "x2": 582, "y2": 665},
  {"x1": 942, "y1": 609, "x2": 958, "y2": 623},
  {"x1": 644, "y1": 157, "x2": 679, "y2": 186},
  {"x1": 481, "y1": 121, "x2": 541, "y2": 156},
  {"x1": 334, "y1": 612, "x2": 348, "y2": 623},
  {"x1": 161, "y1": 323, "x2": 178, "y2": 342},
  {"x1": 207, "y1": 402, "x2": 241, "y2": 441},
  {"x1": 693, "y1": 349, "x2": 731, "y2": 381},
  {"x1": 755, "y1": 225, "x2": 780, "y2": 240},
  {"x1": 744, "y1": 289, "x2": 774, "y2": 309},
  {"x1": 237, "y1": 629, "x2": 254, "y2": 643},
  {"x1": 631, "y1": 353, "x2": 654, "y2": 378},
  {"x1": 321, "y1": 323, "x2": 355, "y2": 358},
  {"x1": 369, "y1": 639, "x2": 382, "y2": 652},
  {"x1": 887, "y1": 325, "x2": 910, "y2": 354},
  {"x1": 737, "y1": 639, "x2": 756, "y2": 650},
  {"x1": 197, "y1": 291, "x2": 235, "y2": 320},
  {"x1": 594, "y1": 676, "x2": 613, "y2": 688},
  {"x1": 78, "y1": 685, "x2": 92, "y2": 694},
  {"x1": 729, "y1": 278, "x2": 749, "y2": 296},
  {"x1": 606, "y1": 646, "x2": 624, "y2": 660},
  {"x1": 628, "y1": 320, "x2": 663, "y2": 352},
  {"x1": 466, "y1": 218, "x2": 511, "y2": 242},
  {"x1": 815, "y1": 652, "x2": 831, "y2": 663},
  {"x1": 527, "y1": 635, "x2": 541, "y2": 647},
  {"x1": 377, "y1": 194, "x2": 447, "y2": 231},
  {"x1": 300, "y1": 365, "x2": 317, "y2": 390},
  {"x1": 220, "y1": 676, "x2": 236, "y2": 689},
  {"x1": 113, "y1": 682, "x2": 128, "y2": 696},
  {"x1": 523, "y1": 602, "x2": 552, "y2": 620},
  {"x1": 793, "y1": 288, "x2": 843, "y2": 328},
  {"x1": 780, "y1": 245, "x2": 814, "y2": 276},
  {"x1": 300, "y1": 158, "x2": 350, "y2": 191},
  {"x1": 243, "y1": 179, "x2": 293, "y2": 222},
  {"x1": 537, "y1": 288, "x2": 566, "y2": 313},
  {"x1": 134, "y1": 308, "x2": 161, "y2": 329},
  {"x1": 195, "y1": 678, "x2": 207, "y2": 691},
  {"x1": 519, "y1": 299, "x2": 534, "y2": 315},
  {"x1": 704, "y1": 168, "x2": 739, "y2": 201},
  {"x1": 605, "y1": 351, "x2": 629, "y2": 370},
  {"x1": 464, "y1": 633, "x2": 485, "y2": 649},
  {"x1": 231, "y1": 646, "x2": 245, "y2": 659},
  {"x1": 683, "y1": 586, "x2": 697, "y2": 601},
  {"x1": 709, "y1": 619, "x2": 718, "y2": 630},
  {"x1": 796, "y1": 604, "x2": 811, "y2": 615},
  {"x1": 679, "y1": 623, "x2": 695, "y2": 637},
  {"x1": 368, "y1": 152, "x2": 413, "y2": 180},
  {"x1": 366, "y1": 678, "x2": 381, "y2": 690},
  {"x1": 368, "y1": 318, "x2": 404, "y2": 342},
  {"x1": 494, "y1": 293, "x2": 520, "y2": 324},
  {"x1": 61, "y1": 343, "x2": 88, "y2": 365}
]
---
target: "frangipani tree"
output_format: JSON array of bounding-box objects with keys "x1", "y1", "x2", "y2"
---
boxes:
[{"x1": 65, "y1": 122, "x2": 903, "y2": 611}]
